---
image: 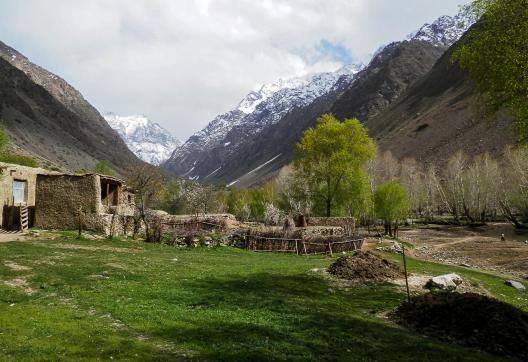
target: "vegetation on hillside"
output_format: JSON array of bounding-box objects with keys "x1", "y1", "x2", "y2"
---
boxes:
[
  {"x1": 0, "y1": 124, "x2": 38, "y2": 167},
  {"x1": 94, "y1": 160, "x2": 115, "y2": 176},
  {"x1": 453, "y1": 0, "x2": 528, "y2": 140}
]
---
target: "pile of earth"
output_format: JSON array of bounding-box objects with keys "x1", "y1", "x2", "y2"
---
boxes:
[
  {"x1": 392, "y1": 292, "x2": 528, "y2": 360},
  {"x1": 327, "y1": 251, "x2": 405, "y2": 281}
]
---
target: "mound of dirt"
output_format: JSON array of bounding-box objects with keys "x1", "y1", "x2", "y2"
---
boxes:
[
  {"x1": 392, "y1": 292, "x2": 528, "y2": 360},
  {"x1": 327, "y1": 251, "x2": 404, "y2": 281}
]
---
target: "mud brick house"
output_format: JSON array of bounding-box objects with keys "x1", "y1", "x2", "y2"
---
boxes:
[
  {"x1": 0, "y1": 162, "x2": 54, "y2": 230},
  {"x1": 35, "y1": 173, "x2": 136, "y2": 236}
]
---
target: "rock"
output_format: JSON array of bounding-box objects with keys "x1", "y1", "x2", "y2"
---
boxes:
[
  {"x1": 505, "y1": 280, "x2": 526, "y2": 290},
  {"x1": 460, "y1": 263, "x2": 471, "y2": 268},
  {"x1": 426, "y1": 273, "x2": 463, "y2": 291}
]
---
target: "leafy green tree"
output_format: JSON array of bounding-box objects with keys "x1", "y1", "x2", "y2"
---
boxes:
[
  {"x1": 94, "y1": 160, "x2": 114, "y2": 176},
  {"x1": 294, "y1": 114, "x2": 377, "y2": 217},
  {"x1": 248, "y1": 185, "x2": 275, "y2": 221},
  {"x1": 374, "y1": 181, "x2": 409, "y2": 237},
  {"x1": 226, "y1": 189, "x2": 250, "y2": 220},
  {"x1": 156, "y1": 179, "x2": 186, "y2": 214},
  {"x1": 452, "y1": 0, "x2": 528, "y2": 140}
]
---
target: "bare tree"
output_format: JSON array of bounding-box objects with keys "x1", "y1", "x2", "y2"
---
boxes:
[{"x1": 126, "y1": 165, "x2": 164, "y2": 242}]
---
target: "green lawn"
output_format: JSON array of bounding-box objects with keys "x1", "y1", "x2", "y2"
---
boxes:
[{"x1": 0, "y1": 233, "x2": 525, "y2": 361}]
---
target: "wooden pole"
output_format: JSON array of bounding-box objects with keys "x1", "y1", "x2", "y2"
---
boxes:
[
  {"x1": 327, "y1": 241, "x2": 333, "y2": 257},
  {"x1": 402, "y1": 245, "x2": 411, "y2": 303},
  {"x1": 77, "y1": 206, "x2": 83, "y2": 239}
]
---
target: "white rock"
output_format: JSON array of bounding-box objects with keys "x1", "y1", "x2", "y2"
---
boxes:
[
  {"x1": 427, "y1": 273, "x2": 463, "y2": 291},
  {"x1": 505, "y1": 280, "x2": 525, "y2": 290}
]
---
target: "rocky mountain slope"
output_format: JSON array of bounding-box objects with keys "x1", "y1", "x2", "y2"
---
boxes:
[
  {"x1": 104, "y1": 113, "x2": 180, "y2": 165},
  {"x1": 164, "y1": 6, "x2": 477, "y2": 186},
  {"x1": 0, "y1": 40, "x2": 142, "y2": 174},
  {"x1": 164, "y1": 64, "x2": 363, "y2": 180}
]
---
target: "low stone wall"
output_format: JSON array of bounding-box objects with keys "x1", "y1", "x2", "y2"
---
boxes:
[{"x1": 306, "y1": 217, "x2": 355, "y2": 228}]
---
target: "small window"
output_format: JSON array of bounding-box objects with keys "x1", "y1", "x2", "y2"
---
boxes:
[{"x1": 12, "y1": 180, "x2": 27, "y2": 204}]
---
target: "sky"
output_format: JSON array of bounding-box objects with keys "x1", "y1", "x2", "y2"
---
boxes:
[{"x1": 0, "y1": 0, "x2": 469, "y2": 140}]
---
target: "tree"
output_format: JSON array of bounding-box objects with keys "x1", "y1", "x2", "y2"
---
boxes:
[
  {"x1": 374, "y1": 181, "x2": 410, "y2": 237},
  {"x1": 156, "y1": 179, "x2": 186, "y2": 214},
  {"x1": 497, "y1": 146, "x2": 528, "y2": 227},
  {"x1": 294, "y1": 114, "x2": 377, "y2": 217},
  {"x1": 452, "y1": 0, "x2": 528, "y2": 140},
  {"x1": 94, "y1": 160, "x2": 114, "y2": 176},
  {"x1": 126, "y1": 165, "x2": 163, "y2": 242}
]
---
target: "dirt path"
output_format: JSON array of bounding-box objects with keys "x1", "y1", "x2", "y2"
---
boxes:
[{"x1": 397, "y1": 223, "x2": 528, "y2": 277}]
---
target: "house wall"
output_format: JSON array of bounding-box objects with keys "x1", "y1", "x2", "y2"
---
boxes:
[
  {"x1": 0, "y1": 162, "x2": 50, "y2": 228},
  {"x1": 35, "y1": 174, "x2": 136, "y2": 236},
  {"x1": 35, "y1": 174, "x2": 100, "y2": 231}
]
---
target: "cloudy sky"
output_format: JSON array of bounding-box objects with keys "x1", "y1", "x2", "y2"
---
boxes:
[{"x1": 0, "y1": 0, "x2": 468, "y2": 140}]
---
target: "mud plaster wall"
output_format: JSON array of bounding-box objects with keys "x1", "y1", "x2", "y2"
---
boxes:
[
  {"x1": 35, "y1": 174, "x2": 100, "y2": 231},
  {"x1": 0, "y1": 163, "x2": 50, "y2": 227}
]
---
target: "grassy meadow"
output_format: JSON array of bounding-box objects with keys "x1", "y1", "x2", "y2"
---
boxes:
[{"x1": 0, "y1": 233, "x2": 526, "y2": 361}]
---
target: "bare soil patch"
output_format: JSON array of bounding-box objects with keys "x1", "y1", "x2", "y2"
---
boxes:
[
  {"x1": 43, "y1": 243, "x2": 141, "y2": 254},
  {"x1": 328, "y1": 251, "x2": 404, "y2": 282},
  {"x1": 4, "y1": 261, "x2": 32, "y2": 271},
  {"x1": 4, "y1": 277, "x2": 36, "y2": 294},
  {"x1": 392, "y1": 292, "x2": 528, "y2": 360},
  {"x1": 398, "y1": 223, "x2": 528, "y2": 277}
]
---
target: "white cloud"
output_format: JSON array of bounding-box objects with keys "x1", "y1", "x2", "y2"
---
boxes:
[{"x1": 0, "y1": 0, "x2": 469, "y2": 139}]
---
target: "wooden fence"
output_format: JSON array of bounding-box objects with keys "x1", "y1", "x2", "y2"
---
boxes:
[{"x1": 247, "y1": 235, "x2": 364, "y2": 256}]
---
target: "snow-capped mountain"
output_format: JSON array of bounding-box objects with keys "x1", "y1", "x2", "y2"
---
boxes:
[
  {"x1": 164, "y1": 63, "x2": 363, "y2": 179},
  {"x1": 164, "y1": 5, "x2": 477, "y2": 183},
  {"x1": 104, "y1": 113, "x2": 180, "y2": 165},
  {"x1": 408, "y1": 4, "x2": 476, "y2": 47}
]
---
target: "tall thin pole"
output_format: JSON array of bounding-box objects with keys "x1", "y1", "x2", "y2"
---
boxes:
[{"x1": 402, "y1": 245, "x2": 411, "y2": 303}]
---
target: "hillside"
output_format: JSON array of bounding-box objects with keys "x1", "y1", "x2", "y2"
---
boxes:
[
  {"x1": 206, "y1": 40, "x2": 446, "y2": 187},
  {"x1": 0, "y1": 41, "x2": 142, "y2": 174},
  {"x1": 370, "y1": 43, "x2": 513, "y2": 162}
]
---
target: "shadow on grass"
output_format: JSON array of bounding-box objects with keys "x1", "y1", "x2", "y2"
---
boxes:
[{"x1": 150, "y1": 273, "x2": 497, "y2": 362}]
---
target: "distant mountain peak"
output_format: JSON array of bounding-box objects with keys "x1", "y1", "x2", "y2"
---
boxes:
[
  {"x1": 408, "y1": 4, "x2": 477, "y2": 47},
  {"x1": 104, "y1": 113, "x2": 180, "y2": 166}
]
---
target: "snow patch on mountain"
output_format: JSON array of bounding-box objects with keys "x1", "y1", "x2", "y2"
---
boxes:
[
  {"x1": 167, "y1": 63, "x2": 364, "y2": 178},
  {"x1": 104, "y1": 113, "x2": 180, "y2": 165},
  {"x1": 408, "y1": 4, "x2": 477, "y2": 47}
]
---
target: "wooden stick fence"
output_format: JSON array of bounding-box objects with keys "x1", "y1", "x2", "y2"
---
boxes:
[{"x1": 247, "y1": 235, "x2": 364, "y2": 256}]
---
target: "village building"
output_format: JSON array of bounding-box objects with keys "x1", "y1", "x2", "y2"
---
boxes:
[
  {"x1": 0, "y1": 162, "x2": 54, "y2": 230},
  {"x1": 1, "y1": 162, "x2": 136, "y2": 236},
  {"x1": 35, "y1": 173, "x2": 136, "y2": 236}
]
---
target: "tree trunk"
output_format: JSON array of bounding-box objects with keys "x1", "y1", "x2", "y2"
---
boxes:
[{"x1": 326, "y1": 199, "x2": 331, "y2": 217}]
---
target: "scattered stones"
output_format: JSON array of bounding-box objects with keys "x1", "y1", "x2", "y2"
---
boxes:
[
  {"x1": 425, "y1": 273, "x2": 463, "y2": 291},
  {"x1": 505, "y1": 280, "x2": 526, "y2": 290}
]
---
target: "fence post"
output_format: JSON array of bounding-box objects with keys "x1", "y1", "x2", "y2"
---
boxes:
[
  {"x1": 327, "y1": 241, "x2": 333, "y2": 257},
  {"x1": 402, "y1": 245, "x2": 411, "y2": 303},
  {"x1": 302, "y1": 241, "x2": 308, "y2": 256}
]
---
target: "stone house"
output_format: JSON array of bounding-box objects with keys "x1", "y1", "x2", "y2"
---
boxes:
[
  {"x1": 35, "y1": 173, "x2": 136, "y2": 236},
  {"x1": 0, "y1": 162, "x2": 54, "y2": 229}
]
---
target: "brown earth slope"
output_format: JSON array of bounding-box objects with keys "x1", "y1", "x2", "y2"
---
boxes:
[{"x1": 0, "y1": 40, "x2": 143, "y2": 174}]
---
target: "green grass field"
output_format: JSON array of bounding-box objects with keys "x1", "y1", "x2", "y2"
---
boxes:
[{"x1": 0, "y1": 233, "x2": 526, "y2": 361}]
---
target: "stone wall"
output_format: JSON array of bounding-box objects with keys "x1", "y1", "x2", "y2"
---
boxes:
[
  {"x1": 35, "y1": 174, "x2": 100, "y2": 231},
  {"x1": 35, "y1": 173, "x2": 136, "y2": 236},
  {"x1": 306, "y1": 217, "x2": 355, "y2": 228}
]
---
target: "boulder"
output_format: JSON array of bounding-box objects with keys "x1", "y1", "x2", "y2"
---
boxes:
[
  {"x1": 426, "y1": 273, "x2": 463, "y2": 291},
  {"x1": 505, "y1": 280, "x2": 526, "y2": 290}
]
